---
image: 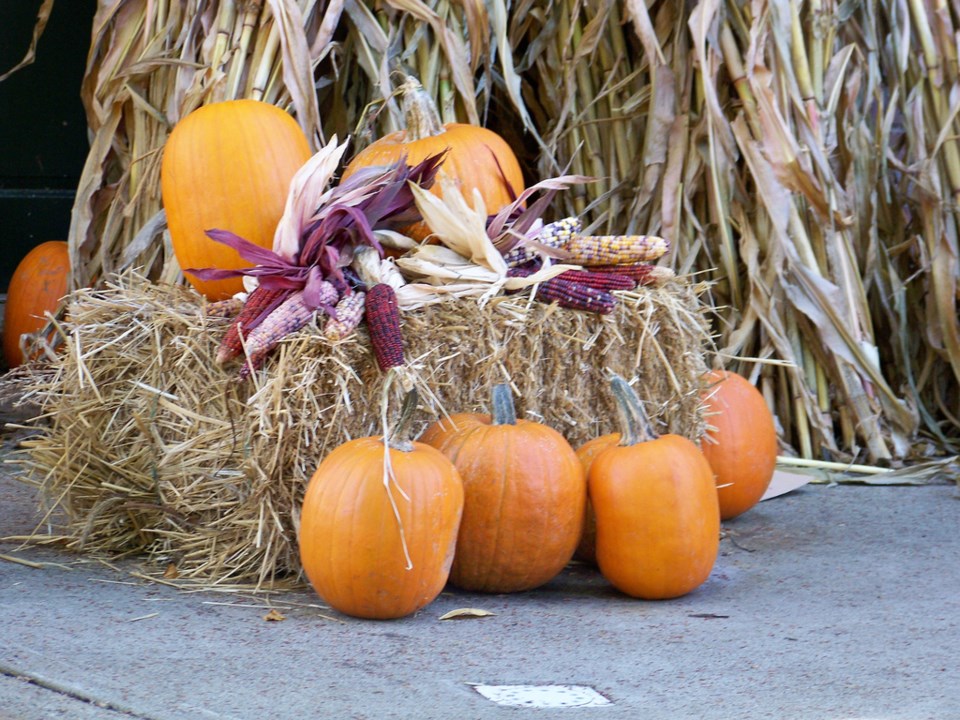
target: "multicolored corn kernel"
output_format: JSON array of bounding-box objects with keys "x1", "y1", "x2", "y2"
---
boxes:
[
  {"x1": 324, "y1": 291, "x2": 367, "y2": 340},
  {"x1": 205, "y1": 296, "x2": 244, "y2": 319},
  {"x1": 563, "y1": 233, "x2": 670, "y2": 265},
  {"x1": 238, "y1": 291, "x2": 315, "y2": 377},
  {"x1": 555, "y1": 269, "x2": 636, "y2": 291},
  {"x1": 534, "y1": 277, "x2": 617, "y2": 314},
  {"x1": 507, "y1": 266, "x2": 617, "y2": 314},
  {"x1": 216, "y1": 286, "x2": 287, "y2": 365},
  {"x1": 501, "y1": 216, "x2": 583, "y2": 267},
  {"x1": 364, "y1": 283, "x2": 405, "y2": 371},
  {"x1": 586, "y1": 263, "x2": 676, "y2": 285}
]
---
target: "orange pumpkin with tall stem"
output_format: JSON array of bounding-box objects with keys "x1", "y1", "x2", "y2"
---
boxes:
[{"x1": 589, "y1": 374, "x2": 720, "y2": 600}]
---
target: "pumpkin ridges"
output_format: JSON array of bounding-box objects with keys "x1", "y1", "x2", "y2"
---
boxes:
[
  {"x1": 429, "y1": 400, "x2": 585, "y2": 594},
  {"x1": 299, "y1": 387, "x2": 464, "y2": 620}
]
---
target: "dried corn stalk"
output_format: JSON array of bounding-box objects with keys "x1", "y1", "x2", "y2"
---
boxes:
[{"x1": 69, "y1": 0, "x2": 331, "y2": 292}]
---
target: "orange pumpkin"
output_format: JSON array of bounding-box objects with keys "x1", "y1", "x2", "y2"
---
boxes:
[
  {"x1": 589, "y1": 375, "x2": 720, "y2": 600},
  {"x1": 161, "y1": 99, "x2": 312, "y2": 300},
  {"x1": 699, "y1": 369, "x2": 779, "y2": 520},
  {"x1": 342, "y1": 80, "x2": 524, "y2": 241},
  {"x1": 298, "y1": 390, "x2": 464, "y2": 620},
  {"x1": 423, "y1": 384, "x2": 585, "y2": 593},
  {"x1": 3, "y1": 241, "x2": 70, "y2": 368},
  {"x1": 572, "y1": 431, "x2": 621, "y2": 564}
]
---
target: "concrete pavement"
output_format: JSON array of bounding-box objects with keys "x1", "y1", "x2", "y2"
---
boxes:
[{"x1": 2, "y1": 444, "x2": 959, "y2": 719}]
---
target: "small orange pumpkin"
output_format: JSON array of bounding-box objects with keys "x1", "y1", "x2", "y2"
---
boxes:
[
  {"x1": 161, "y1": 99, "x2": 312, "y2": 300},
  {"x1": 342, "y1": 79, "x2": 524, "y2": 241},
  {"x1": 423, "y1": 384, "x2": 586, "y2": 593},
  {"x1": 572, "y1": 431, "x2": 621, "y2": 564},
  {"x1": 589, "y1": 374, "x2": 720, "y2": 600},
  {"x1": 298, "y1": 390, "x2": 464, "y2": 620},
  {"x1": 699, "y1": 369, "x2": 779, "y2": 520},
  {"x1": 3, "y1": 241, "x2": 70, "y2": 368}
]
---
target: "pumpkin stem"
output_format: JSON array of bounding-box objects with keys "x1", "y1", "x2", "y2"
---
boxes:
[
  {"x1": 609, "y1": 373, "x2": 659, "y2": 446},
  {"x1": 384, "y1": 384, "x2": 420, "y2": 452},
  {"x1": 398, "y1": 76, "x2": 444, "y2": 140},
  {"x1": 491, "y1": 383, "x2": 518, "y2": 426}
]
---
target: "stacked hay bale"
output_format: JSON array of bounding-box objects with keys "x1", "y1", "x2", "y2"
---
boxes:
[{"x1": 16, "y1": 272, "x2": 710, "y2": 586}]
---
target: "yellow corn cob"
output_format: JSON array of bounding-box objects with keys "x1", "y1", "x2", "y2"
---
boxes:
[
  {"x1": 324, "y1": 291, "x2": 367, "y2": 340},
  {"x1": 564, "y1": 233, "x2": 670, "y2": 266}
]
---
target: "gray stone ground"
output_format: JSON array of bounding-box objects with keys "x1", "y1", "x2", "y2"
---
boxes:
[{"x1": 1, "y1": 417, "x2": 958, "y2": 719}]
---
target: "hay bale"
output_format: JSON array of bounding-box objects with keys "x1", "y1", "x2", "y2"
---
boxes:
[{"x1": 16, "y1": 272, "x2": 711, "y2": 587}]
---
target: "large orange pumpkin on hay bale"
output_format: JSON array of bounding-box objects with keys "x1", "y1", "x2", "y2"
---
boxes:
[
  {"x1": 3, "y1": 241, "x2": 70, "y2": 368},
  {"x1": 699, "y1": 369, "x2": 779, "y2": 520},
  {"x1": 342, "y1": 80, "x2": 524, "y2": 241},
  {"x1": 160, "y1": 99, "x2": 312, "y2": 301}
]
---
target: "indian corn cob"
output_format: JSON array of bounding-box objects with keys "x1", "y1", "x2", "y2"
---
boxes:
[
  {"x1": 324, "y1": 291, "x2": 367, "y2": 340},
  {"x1": 508, "y1": 266, "x2": 617, "y2": 314},
  {"x1": 205, "y1": 296, "x2": 244, "y2": 318},
  {"x1": 238, "y1": 290, "x2": 317, "y2": 378},
  {"x1": 216, "y1": 286, "x2": 287, "y2": 365},
  {"x1": 554, "y1": 268, "x2": 636, "y2": 291},
  {"x1": 586, "y1": 263, "x2": 677, "y2": 285},
  {"x1": 501, "y1": 216, "x2": 582, "y2": 267},
  {"x1": 563, "y1": 233, "x2": 670, "y2": 265},
  {"x1": 364, "y1": 283, "x2": 405, "y2": 371}
]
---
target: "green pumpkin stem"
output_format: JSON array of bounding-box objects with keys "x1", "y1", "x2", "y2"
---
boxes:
[
  {"x1": 491, "y1": 383, "x2": 518, "y2": 426},
  {"x1": 399, "y1": 76, "x2": 444, "y2": 140},
  {"x1": 609, "y1": 373, "x2": 659, "y2": 446}
]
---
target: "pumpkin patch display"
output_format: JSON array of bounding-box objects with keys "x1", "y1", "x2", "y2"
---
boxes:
[
  {"x1": 588, "y1": 374, "x2": 720, "y2": 600},
  {"x1": 423, "y1": 384, "x2": 586, "y2": 593},
  {"x1": 3, "y1": 241, "x2": 70, "y2": 368},
  {"x1": 342, "y1": 78, "x2": 524, "y2": 240},
  {"x1": 298, "y1": 390, "x2": 464, "y2": 620},
  {"x1": 160, "y1": 99, "x2": 312, "y2": 300},
  {"x1": 699, "y1": 369, "x2": 779, "y2": 520}
]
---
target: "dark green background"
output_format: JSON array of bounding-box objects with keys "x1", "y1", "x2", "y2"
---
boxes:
[{"x1": 0, "y1": 1, "x2": 96, "y2": 290}]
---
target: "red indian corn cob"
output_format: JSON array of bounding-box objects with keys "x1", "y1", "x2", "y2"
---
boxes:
[
  {"x1": 507, "y1": 266, "x2": 617, "y2": 314},
  {"x1": 324, "y1": 291, "x2": 367, "y2": 340},
  {"x1": 216, "y1": 286, "x2": 286, "y2": 364},
  {"x1": 238, "y1": 290, "x2": 317, "y2": 378},
  {"x1": 586, "y1": 263, "x2": 676, "y2": 285},
  {"x1": 555, "y1": 269, "x2": 636, "y2": 291},
  {"x1": 364, "y1": 283, "x2": 405, "y2": 371}
]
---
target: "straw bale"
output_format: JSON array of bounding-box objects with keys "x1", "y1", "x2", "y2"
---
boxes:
[{"x1": 15, "y1": 272, "x2": 710, "y2": 588}]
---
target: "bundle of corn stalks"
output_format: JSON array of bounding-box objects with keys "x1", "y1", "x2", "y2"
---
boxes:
[
  {"x1": 15, "y1": 272, "x2": 709, "y2": 586},
  {"x1": 13, "y1": 0, "x2": 960, "y2": 462}
]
